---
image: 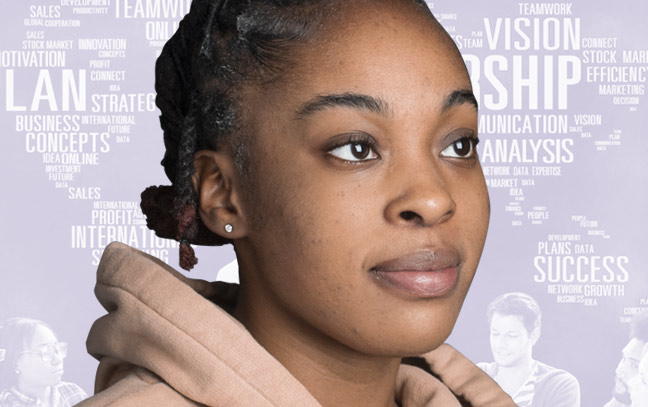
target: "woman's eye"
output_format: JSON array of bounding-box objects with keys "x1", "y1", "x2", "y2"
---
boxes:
[
  {"x1": 440, "y1": 137, "x2": 479, "y2": 158},
  {"x1": 328, "y1": 142, "x2": 378, "y2": 162}
]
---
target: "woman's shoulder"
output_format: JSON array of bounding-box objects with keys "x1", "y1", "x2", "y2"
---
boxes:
[
  {"x1": 0, "y1": 388, "x2": 20, "y2": 407},
  {"x1": 0, "y1": 387, "x2": 36, "y2": 407},
  {"x1": 54, "y1": 382, "x2": 88, "y2": 406}
]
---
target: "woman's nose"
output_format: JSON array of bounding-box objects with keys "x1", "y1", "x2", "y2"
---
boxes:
[
  {"x1": 51, "y1": 353, "x2": 63, "y2": 366},
  {"x1": 383, "y1": 160, "x2": 456, "y2": 227}
]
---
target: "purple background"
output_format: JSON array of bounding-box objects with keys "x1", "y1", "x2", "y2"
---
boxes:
[{"x1": 1, "y1": 1, "x2": 646, "y2": 405}]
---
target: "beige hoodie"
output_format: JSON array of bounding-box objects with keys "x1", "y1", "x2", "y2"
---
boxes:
[{"x1": 77, "y1": 242, "x2": 516, "y2": 407}]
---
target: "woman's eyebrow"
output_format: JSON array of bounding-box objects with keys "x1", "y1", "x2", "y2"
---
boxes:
[
  {"x1": 295, "y1": 92, "x2": 389, "y2": 119},
  {"x1": 295, "y1": 89, "x2": 477, "y2": 119},
  {"x1": 443, "y1": 89, "x2": 478, "y2": 112}
]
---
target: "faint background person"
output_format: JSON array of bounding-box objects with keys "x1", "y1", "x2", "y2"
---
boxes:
[
  {"x1": 628, "y1": 349, "x2": 648, "y2": 407},
  {"x1": 606, "y1": 311, "x2": 648, "y2": 407},
  {"x1": 0, "y1": 318, "x2": 86, "y2": 407},
  {"x1": 478, "y1": 292, "x2": 580, "y2": 407}
]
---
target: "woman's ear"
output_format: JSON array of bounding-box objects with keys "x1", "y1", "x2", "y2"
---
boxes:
[{"x1": 192, "y1": 150, "x2": 248, "y2": 239}]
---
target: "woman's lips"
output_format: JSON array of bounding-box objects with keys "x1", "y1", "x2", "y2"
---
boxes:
[{"x1": 370, "y1": 249, "x2": 459, "y2": 298}]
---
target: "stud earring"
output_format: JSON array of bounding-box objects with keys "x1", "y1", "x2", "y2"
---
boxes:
[
  {"x1": 224, "y1": 224, "x2": 233, "y2": 233},
  {"x1": 15, "y1": 367, "x2": 20, "y2": 375}
]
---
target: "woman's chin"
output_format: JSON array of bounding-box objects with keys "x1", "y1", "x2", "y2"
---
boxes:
[
  {"x1": 337, "y1": 315, "x2": 458, "y2": 359},
  {"x1": 354, "y1": 335, "x2": 449, "y2": 359}
]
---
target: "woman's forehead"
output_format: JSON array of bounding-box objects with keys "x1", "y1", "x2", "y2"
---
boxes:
[
  {"x1": 29, "y1": 324, "x2": 57, "y2": 348},
  {"x1": 259, "y1": 4, "x2": 470, "y2": 114},
  {"x1": 315, "y1": 0, "x2": 455, "y2": 60}
]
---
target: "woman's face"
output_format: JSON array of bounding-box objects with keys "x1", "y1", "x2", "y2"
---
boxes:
[
  {"x1": 489, "y1": 313, "x2": 535, "y2": 367},
  {"x1": 16, "y1": 325, "x2": 64, "y2": 388},
  {"x1": 232, "y1": 1, "x2": 489, "y2": 356}
]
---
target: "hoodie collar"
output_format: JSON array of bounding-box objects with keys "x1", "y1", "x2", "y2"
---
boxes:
[{"x1": 86, "y1": 242, "x2": 514, "y2": 407}]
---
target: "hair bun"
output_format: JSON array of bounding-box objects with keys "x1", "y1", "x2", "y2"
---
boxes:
[
  {"x1": 140, "y1": 185, "x2": 178, "y2": 240},
  {"x1": 140, "y1": 185, "x2": 229, "y2": 247}
]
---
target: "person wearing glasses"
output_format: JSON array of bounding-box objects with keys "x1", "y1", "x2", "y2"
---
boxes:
[{"x1": 0, "y1": 318, "x2": 87, "y2": 407}]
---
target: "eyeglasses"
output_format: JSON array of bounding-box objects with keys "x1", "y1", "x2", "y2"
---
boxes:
[{"x1": 21, "y1": 342, "x2": 68, "y2": 362}]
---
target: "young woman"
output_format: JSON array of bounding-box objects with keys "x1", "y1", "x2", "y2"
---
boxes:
[
  {"x1": 78, "y1": 0, "x2": 515, "y2": 406},
  {"x1": 0, "y1": 318, "x2": 87, "y2": 407}
]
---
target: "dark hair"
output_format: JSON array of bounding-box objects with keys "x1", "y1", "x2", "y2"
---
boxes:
[
  {"x1": 631, "y1": 310, "x2": 648, "y2": 342},
  {"x1": 0, "y1": 318, "x2": 57, "y2": 388},
  {"x1": 486, "y1": 292, "x2": 542, "y2": 334},
  {"x1": 141, "y1": 0, "x2": 433, "y2": 270}
]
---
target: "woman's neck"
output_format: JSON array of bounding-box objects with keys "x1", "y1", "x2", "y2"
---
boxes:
[{"x1": 235, "y1": 285, "x2": 401, "y2": 407}]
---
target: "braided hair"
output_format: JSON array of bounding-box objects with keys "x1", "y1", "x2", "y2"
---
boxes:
[{"x1": 141, "y1": 0, "x2": 433, "y2": 270}]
